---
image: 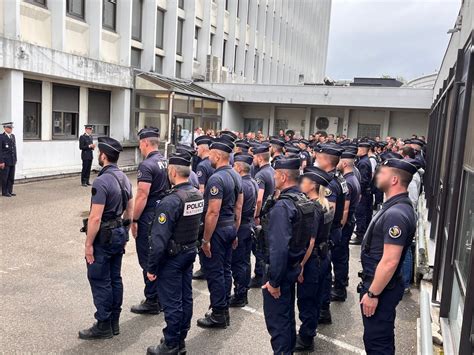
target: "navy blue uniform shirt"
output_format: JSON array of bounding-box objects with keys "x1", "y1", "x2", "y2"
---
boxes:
[
  {"x1": 189, "y1": 170, "x2": 199, "y2": 189},
  {"x1": 196, "y1": 157, "x2": 215, "y2": 187},
  {"x1": 137, "y1": 151, "x2": 170, "y2": 209},
  {"x1": 0, "y1": 132, "x2": 17, "y2": 166},
  {"x1": 344, "y1": 171, "x2": 361, "y2": 218},
  {"x1": 255, "y1": 164, "x2": 275, "y2": 207},
  {"x1": 326, "y1": 170, "x2": 349, "y2": 229},
  {"x1": 240, "y1": 174, "x2": 259, "y2": 223},
  {"x1": 356, "y1": 155, "x2": 372, "y2": 193}
]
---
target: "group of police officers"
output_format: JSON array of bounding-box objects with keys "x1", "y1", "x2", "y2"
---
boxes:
[{"x1": 78, "y1": 125, "x2": 426, "y2": 355}]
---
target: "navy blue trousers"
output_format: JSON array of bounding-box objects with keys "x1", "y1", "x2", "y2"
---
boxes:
[
  {"x1": 252, "y1": 237, "x2": 264, "y2": 279},
  {"x1": 231, "y1": 224, "x2": 253, "y2": 298},
  {"x1": 263, "y1": 267, "x2": 300, "y2": 355},
  {"x1": 156, "y1": 249, "x2": 197, "y2": 348},
  {"x1": 297, "y1": 254, "x2": 330, "y2": 341},
  {"x1": 87, "y1": 227, "x2": 127, "y2": 321},
  {"x1": 332, "y1": 220, "x2": 355, "y2": 290},
  {"x1": 321, "y1": 228, "x2": 342, "y2": 308},
  {"x1": 136, "y1": 208, "x2": 158, "y2": 301},
  {"x1": 202, "y1": 225, "x2": 236, "y2": 311},
  {"x1": 355, "y1": 193, "x2": 373, "y2": 237},
  {"x1": 360, "y1": 278, "x2": 404, "y2": 355}
]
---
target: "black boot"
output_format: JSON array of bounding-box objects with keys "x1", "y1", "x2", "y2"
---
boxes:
[
  {"x1": 78, "y1": 320, "x2": 113, "y2": 340},
  {"x1": 111, "y1": 318, "x2": 120, "y2": 335},
  {"x1": 318, "y1": 308, "x2": 332, "y2": 325},
  {"x1": 331, "y1": 287, "x2": 347, "y2": 302},
  {"x1": 192, "y1": 269, "x2": 206, "y2": 280},
  {"x1": 197, "y1": 310, "x2": 227, "y2": 329},
  {"x1": 147, "y1": 342, "x2": 179, "y2": 355},
  {"x1": 248, "y1": 276, "x2": 262, "y2": 288},
  {"x1": 159, "y1": 338, "x2": 186, "y2": 355},
  {"x1": 293, "y1": 335, "x2": 315, "y2": 352},
  {"x1": 229, "y1": 294, "x2": 248, "y2": 308},
  {"x1": 131, "y1": 299, "x2": 161, "y2": 315}
]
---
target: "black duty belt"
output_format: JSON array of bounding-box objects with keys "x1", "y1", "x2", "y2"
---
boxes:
[{"x1": 216, "y1": 219, "x2": 235, "y2": 228}]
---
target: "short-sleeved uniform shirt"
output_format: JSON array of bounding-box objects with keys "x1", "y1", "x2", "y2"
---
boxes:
[
  {"x1": 255, "y1": 164, "x2": 275, "y2": 207},
  {"x1": 196, "y1": 157, "x2": 215, "y2": 187},
  {"x1": 137, "y1": 151, "x2": 170, "y2": 209},
  {"x1": 91, "y1": 164, "x2": 133, "y2": 221},
  {"x1": 344, "y1": 171, "x2": 361, "y2": 219},
  {"x1": 326, "y1": 170, "x2": 349, "y2": 229},
  {"x1": 361, "y1": 192, "x2": 416, "y2": 276},
  {"x1": 189, "y1": 170, "x2": 200, "y2": 189},
  {"x1": 204, "y1": 165, "x2": 242, "y2": 224},
  {"x1": 240, "y1": 174, "x2": 259, "y2": 223}
]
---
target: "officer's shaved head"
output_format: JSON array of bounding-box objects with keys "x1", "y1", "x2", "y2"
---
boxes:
[
  {"x1": 169, "y1": 164, "x2": 190, "y2": 178},
  {"x1": 256, "y1": 152, "x2": 270, "y2": 163},
  {"x1": 280, "y1": 169, "x2": 300, "y2": 182},
  {"x1": 144, "y1": 137, "x2": 160, "y2": 147},
  {"x1": 234, "y1": 161, "x2": 250, "y2": 174}
]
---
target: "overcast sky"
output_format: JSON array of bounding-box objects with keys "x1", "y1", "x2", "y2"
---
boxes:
[{"x1": 326, "y1": 0, "x2": 461, "y2": 81}]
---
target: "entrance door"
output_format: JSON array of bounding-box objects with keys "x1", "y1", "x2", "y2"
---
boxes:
[{"x1": 173, "y1": 116, "x2": 194, "y2": 146}]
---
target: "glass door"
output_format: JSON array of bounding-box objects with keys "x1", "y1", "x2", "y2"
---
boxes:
[{"x1": 173, "y1": 116, "x2": 194, "y2": 146}]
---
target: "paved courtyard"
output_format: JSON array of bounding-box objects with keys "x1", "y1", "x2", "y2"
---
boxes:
[{"x1": 0, "y1": 173, "x2": 419, "y2": 354}]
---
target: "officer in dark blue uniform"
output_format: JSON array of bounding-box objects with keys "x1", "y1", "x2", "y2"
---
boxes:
[
  {"x1": 0, "y1": 122, "x2": 17, "y2": 197},
  {"x1": 196, "y1": 138, "x2": 243, "y2": 329},
  {"x1": 259, "y1": 157, "x2": 315, "y2": 354},
  {"x1": 235, "y1": 139, "x2": 250, "y2": 154},
  {"x1": 358, "y1": 158, "x2": 417, "y2": 355},
  {"x1": 193, "y1": 135, "x2": 215, "y2": 280},
  {"x1": 298, "y1": 139, "x2": 313, "y2": 169},
  {"x1": 250, "y1": 144, "x2": 276, "y2": 288},
  {"x1": 295, "y1": 166, "x2": 334, "y2": 352},
  {"x1": 351, "y1": 140, "x2": 374, "y2": 245},
  {"x1": 79, "y1": 125, "x2": 95, "y2": 187},
  {"x1": 314, "y1": 144, "x2": 349, "y2": 323},
  {"x1": 409, "y1": 138, "x2": 426, "y2": 169},
  {"x1": 270, "y1": 138, "x2": 285, "y2": 169},
  {"x1": 331, "y1": 147, "x2": 361, "y2": 301},
  {"x1": 176, "y1": 144, "x2": 200, "y2": 189},
  {"x1": 146, "y1": 153, "x2": 204, "y2": 355},
  {"x1": 130, "y1": 128, "x2": 170, "y2": 315},
  {"x1": 219, "y1": 130, "x2": 237, "y2": 166},
  {"x1": 79, "y1": 137, "x2": 133, "y2": 340},
  {"x1": 229, "y1": 153, "x2": 258, "y2": 307}
]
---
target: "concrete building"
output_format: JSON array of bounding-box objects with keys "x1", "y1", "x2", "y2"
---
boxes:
[{"x1": 0, "y1": 0, "x2": 330, "y2": 179}]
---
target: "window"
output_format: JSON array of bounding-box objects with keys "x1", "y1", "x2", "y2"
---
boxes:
[
  {"x1": 223, "y1": 39, "x2": 227, "y2": 66},
  {"x1": 253, "y1": 52, "x2": 259, "y2": 82},
  {"x1": 178, "y1": 0, "x2": 184, "y2": 9},
  {"x1": 357, "y1": 123, "x2": 381, "y2": 138},
  {"x1": 156, "y1": 8, "x2": 165, "y2": 49},
  {"x1": 88, "y1": 90, "x2": 111, "y2": 136},
  {"x1": 154, "y1": 55, "x2": 163, "y2": 74},
  {"x1": 66, "y1": 0, "x2": 84, "y2": 19},
  {"x1": 225, "y1": 0, "x2": 229, "y2": 11},
  {"x1": 177, "y1": 19, "x2": 184, "y2": 55},
  {"x1": 234, "y1": 44, "x2": 238, "y2": 72},
  {"x1": 25, "y1": 0, "x2": 46, "y2": 7},
  {"x1": 102, "y1": 0, "x2": 116, "y2": 31},
  {"x1": 209, "y1": 33, "x2": 214, "y2": 55},
  {"x1": 52, "y1": 84, "x2": 79, "y2": 139},
  {"x1": 194, "y1": 26, "x2": 200, "y2": 60},
  {"x1": 274, "y1": 119, "x2": 288, "y2": 135},
  {"x1": 237, "y1": 0, "x2": 240, "y2": 17},
  {"x1": 23, "y1": 80, "x2": 42, "y2": 140},
  {"x1": 176, "y1": 61, "x2": 182, "y2": 78},
  {"x1": 131, "y1": 0, "x2": 143, "y2": 41},
  {"x1": 131, "y1": 47, "x2": 141, "y2": 68},
  {"x1": 244, "y1": 119, "x2": 263, "y2": 133}
]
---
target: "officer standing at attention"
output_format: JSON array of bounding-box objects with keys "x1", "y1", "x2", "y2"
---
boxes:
[
  {"x1": 193, "y1": 135, "x2": 215, "y2": 280},
  {"x1": 146, "y1": 153, "x2": 204, "y2": 355},
  {"x1": 260, "y1": 157, "x2": 315, "y2": 354},
  {"x1": 0, "y1": 122, "x2": 17, "y2": 197},
  {"x1": 79, "y1": 125, "x2": 95, "y2": 187},
  {"x1": 196, "y1": 138, "x2": 243, "y2": 329},
  {"x1": 250, "y1": 144, "x2": 276, "y2": 288},
  {"x1": 269, "y1": 138, "x2": 285, "y2": 168},
  {"x1": 175, "y1": 144, "x2": 200, "y2": 189},
  {"x1": 331, "y1": 147, "x2": 361, "y2": 302},
  {"x1": 79, "y1": 137, "x2": 133, "y2": 340},
  {"x1": 294, "y1": 166, "x2": 333, "y2": 352},
  {"x1": 229, "y1": 153, "x2": 258, "y2": 308},
  {"x1": 130, "y1": 128, "x2": 170, "y2": 315},
  {"x1": 351, "y1": 140, "x2": 374, "y2": 245},
  {"x1": 358, "y1": 158, "x2": 417, "y2": 355}
]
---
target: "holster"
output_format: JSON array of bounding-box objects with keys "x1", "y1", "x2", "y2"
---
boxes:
[{"x1": 167, "y1": 240, "x2": 198, "y2": 257}]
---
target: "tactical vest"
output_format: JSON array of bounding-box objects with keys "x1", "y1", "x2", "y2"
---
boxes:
[
  {"x1": 332, "y1": 171, "x2": 348, "y2": 229},
  {"x1": 314, "y1": 200, "x2": 333, "y2": 244},
  {"x1": 172, "y1": 188, "x2": 205, "y2": 245}
]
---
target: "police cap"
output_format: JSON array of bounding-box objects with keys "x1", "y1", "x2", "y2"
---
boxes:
[
  {"x1": 302, "y1": 166, "x2": 332, "y2": 187},
  {"x1": 2, "y1": 122, "x2": 13, "y2": 128},
  {"x1": 235, "y1": 140, "x2": 250, "y2": 150},
  {"x1": 284, "y1": 144, "x2": 300, "y2": 154},
  {"x1": 176, "y1": 144, "x2": 196, "y2": 156},
  {"x1": 341, "y1": 145, "x2": 358, "y2": 159},
  {"x1": 220, "y1": 130, "x2": 237, "y2": 142},
  {"x1": 270, "y1": 138, "x2": 285, "y2": 147},
  {"x1": 274, "y1": 157, "x2": 300, "y2": 170},
  {"x1": 169, "y1": 152, "x2": 192, "y2": 166},
  {"x1": 210, "y1": 137, "x2": 234, "y2": 153},
  {"x1": 98, "y1": 137, "x2": 123, "y2": 157},
  {"x1": 194, "y1": 135, "x2": 212, "y2": 146},
  {"x1": 84, "y1": 124, "x2": 93, "y2": 129},
  {"x1": 234, "y1": 153, "x2": 253, "y2": 165},
  {"x1": 253, "y1": 144, "x2": 270, "y2": 155},
  {"x1": 138, "y1": 127, "x2": 160, "y2": 139},
  {"x1": 381, "y1": 158, "x2": 419, "y2": 175},
  {"x1": 314, "y1": 144, "x2": 343, "y2": 157}
]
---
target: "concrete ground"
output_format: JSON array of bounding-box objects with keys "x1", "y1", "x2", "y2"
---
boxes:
[{"x1": 0, "y1": 174, "x2": 419, "y2": 354}]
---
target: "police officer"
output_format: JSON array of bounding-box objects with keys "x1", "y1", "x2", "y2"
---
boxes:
[
  {"x1": 358, "y1": 158, "x2": 417, "y2": 355},
  {"x1": 351, "y1": 140, "x2": 374, "y2": 245},
  {"x1": 79, "y1": 137, "x2": 133, "y2": 340},
  {"x1": 295, "y1": 166, "x2": 334, "y2": 352},
  {"x1": 0, "y1": 122, "x2": 17, "y2": 197},
  {"x1": 269, "y1": 138, "x2": 285, "y2": 168},
  {"x1": 260, "y1": 157, "x2": 315, "y2": 354},
  {"x1": 79, "y1": 125, "x2": 95, "y2": 187},
  {"x1": 176, "y1": 144, "x2": 200, "y2": 189},
  {"x1": 196, "y1": 138, "x2": 243, "y2": 329},
  {"x1": 193, "y1": 135, "x2": 215, "y2": 280},
  {"x1": 331, "y1": 147, "x2": 361, "y2": 302},
  {"x1": 146, "y1": 153, "x2": 204, "y2": 355},
  {"x1": 409, "y1": 138, "x2": 426, "y2": 169},
  {"x1": 315, "y1": 144, "x2": 349, "y2": 324},
  {"x1": 130, "y1": 128, "x2": 170, "y2": 315},
  {"x1": 298, "y1": 139, "x2": 313, "y2": 169},
  {"x1": 229, "y1": 153, "x2": 258, "y2": 307},
  {"x1": 250, "y1": 144, "x2": 276, "y2": 288}
]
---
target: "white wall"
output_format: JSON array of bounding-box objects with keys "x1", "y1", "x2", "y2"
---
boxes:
[{"x1": 388, "y1": 111, "x2": 428, "y2": 138}]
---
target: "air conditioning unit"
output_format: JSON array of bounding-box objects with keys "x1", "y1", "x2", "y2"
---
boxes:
[{"x1": 314, "y1": 116, "x2": 339, "y2": 135}]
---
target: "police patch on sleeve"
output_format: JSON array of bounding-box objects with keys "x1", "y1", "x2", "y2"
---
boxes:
[
  {"x1": 158, "y1": 213, "x2": 167, "y2": 224},
  {"x1": 210, "y1": 186, "x2": 219, "y2": 196},
  {"x1": 256, "y1": 178, "x2": 263, "y2": 186},
  {"x1": 389, "y1": 226, "x2": 401, "y2": 238},
  {"x1": 324, "y1": 188, "x2": 332, "y2": 197},
  {"x1": 137, "y1": 170, "x2": 143, "y2": 179},
  {"x1": 197, "y1": 170, "x2": 203, "y2": 177}
]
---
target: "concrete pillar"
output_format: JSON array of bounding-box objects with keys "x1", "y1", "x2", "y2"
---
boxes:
[
  {"x1": 342, "y1": 108, "x2": 350, "y2": 136},
  {"x1": 117, "y1": 0, "x2": 133, "y2": 66},
  {"x1": 49, "y1": 0, "x2": 66, "y2": 51},
  {"x1": 3, "y1": 0, "x2": 20, "y2": 39},
  {"x1": 86, "y1": 0, "x2": 103, "y2": 60},
  {"x1": 79, "y1": 87, "x2": 89, "y2": 129},
  {"x1": 304, "y1": 107, "x2": 311, "y2": 138},
  {"x1": 213, "y1": 0, "x2": 225, "y2": 72},
  {"x1": 197, "y1": 0, "x2": 212, "y2": 77},
  {"x1": 263, "y1": 0, "x2": 275, "y2": 84},
  {"x1": 382, "y1": 110, "x2": 390, "y2": 137},
  {"x1": 270, "y1": 0, "x2": 281, "y2": 85},
  {"x1": 41, "y1": 81, "x2": 52, "y2": 141},
  {"x1": 141, "y1": 0, "x2": 158, "y2": 72},
  {"x1": 268, "y1": 105, "x2": 276, "y2": 136},
  {"x1": 163, "y1": 0, "x2": 178, "y2": 76},
  {"x1": 244, "y1": 0, "x2": 257, "y2": 83},
  {"x1": 110, "y1": 89, "x2": 131, "y2": 142},
  {"x1": 181, "y1": 0, "x2": 196, "y2": 79}
]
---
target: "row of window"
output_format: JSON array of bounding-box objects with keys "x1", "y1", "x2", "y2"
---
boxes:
[{"x1": 23, "y1": 80, "x2": 111, "y2": 140}]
